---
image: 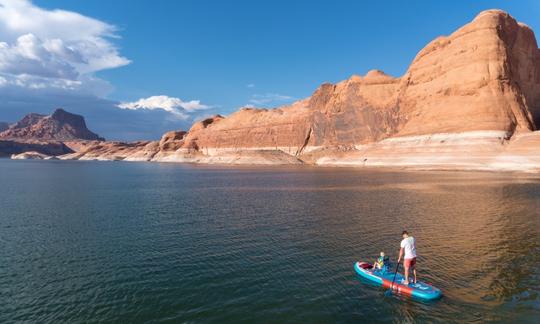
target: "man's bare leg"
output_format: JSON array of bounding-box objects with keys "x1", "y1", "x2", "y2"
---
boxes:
[
  {"x1": 413, "y1": 268, "x2": 417, "y2": 284},
  {"x1": 404, "y1": 265, "x2": 409, "y2": 284}
]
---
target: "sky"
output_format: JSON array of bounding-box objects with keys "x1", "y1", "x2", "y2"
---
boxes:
[{"x1": 0, "y1": 0, "x2": 539, "y2": 140}]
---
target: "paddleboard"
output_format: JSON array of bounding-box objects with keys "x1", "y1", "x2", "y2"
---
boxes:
[{"x1": 354, "y1": 261, "x2": 442, "y2": 301}]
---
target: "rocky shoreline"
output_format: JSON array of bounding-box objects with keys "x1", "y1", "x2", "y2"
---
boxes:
[{"x1": 7, "y1": 130, "x2": 540, "y2": 172}]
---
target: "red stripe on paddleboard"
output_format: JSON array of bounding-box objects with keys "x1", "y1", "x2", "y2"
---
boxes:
[{"x1": 382, "y1": 278, "x2": 413, "y2": 296}]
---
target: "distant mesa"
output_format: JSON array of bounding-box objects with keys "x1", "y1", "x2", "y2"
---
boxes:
[{"x1": 0, "y1": 108, "x2": 104, "y2": 141}]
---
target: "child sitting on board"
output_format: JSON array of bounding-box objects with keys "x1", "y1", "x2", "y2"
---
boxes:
[{"x1": 373, "y1": 252, "x2": 390, "y2": 273}]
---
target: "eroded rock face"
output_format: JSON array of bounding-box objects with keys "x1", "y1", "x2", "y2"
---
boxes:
[
  {"x1": 179, "y1": 72, "x2": 402, "y2": 156},
  {"x1": 177, "y1": 11, "x2": 540, "y2": 155},
  {"x1": 315, "y1": 130, "x2": 540, "y2": 172},
  {"x1": 159, "y1": 130, "x2": 187, "y2": 151},
  {"x1": 180, "y1": 109, "x2": 313, "y2": 155},
  {"x1": 397, "y1": 9, "x2": 539, "y2": 136},
  {"x1": 59, "y1": 141, "x2": 159, "y2": 161},
  {"x1": 0, "y1": 108, "x2": 104, "y2": 141}
]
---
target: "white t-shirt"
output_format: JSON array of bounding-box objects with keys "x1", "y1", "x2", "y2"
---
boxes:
[{"x1": 400, "y1": 236, "x2": 417, "y2": 259}]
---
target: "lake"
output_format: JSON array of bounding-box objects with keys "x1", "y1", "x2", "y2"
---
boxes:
[{"x1": 0, "y1": 159, "x2": 539, "y2": 323}]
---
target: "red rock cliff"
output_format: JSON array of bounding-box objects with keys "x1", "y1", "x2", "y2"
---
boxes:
[{"x1": 178, "y1": 10, "x2": 539, "y2": 154}]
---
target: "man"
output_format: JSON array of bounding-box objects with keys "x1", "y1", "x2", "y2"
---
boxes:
[{"x1": 397, "y1": 230, "x2": 417, "y2": 285}]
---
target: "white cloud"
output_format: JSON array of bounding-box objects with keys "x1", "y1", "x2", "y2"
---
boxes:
[
  {"x1": 118, "y1": 95, "x2": 210, "y2": 120},
  {"x1": 0, "y1": 1, "x2": 204, "y2": 140},
  {"x1": 249, "y1": 93, "x2": 295, "y2": 106},
  {"x1": 0, "y1": 0, "x2": 130, "y2": 95}
]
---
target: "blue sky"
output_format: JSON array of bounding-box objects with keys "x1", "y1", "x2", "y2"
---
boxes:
[{"x1": 1, "y1": 0, "x2": 539, "y2": 140}]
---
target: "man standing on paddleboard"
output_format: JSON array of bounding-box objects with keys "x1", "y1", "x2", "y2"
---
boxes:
[{"x1": 397, "y1": 230, "x2": 417, "y2": 285}]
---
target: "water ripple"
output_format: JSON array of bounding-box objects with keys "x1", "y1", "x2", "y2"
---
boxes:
[{"x1": 0, "y1": 160, "x2": 539, "y2": 322}]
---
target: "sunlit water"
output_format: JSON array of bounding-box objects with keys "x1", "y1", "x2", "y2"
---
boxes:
[{"x1": 0, "y1": 159, "x2": 539, "y2": 323}]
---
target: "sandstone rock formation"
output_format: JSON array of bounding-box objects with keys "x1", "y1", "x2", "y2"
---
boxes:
[
  {"x1": 59, "y1": 141, "x2": 159, "y2": 161},
  {"x1": 0, "y1": 108, "x2": 102, "y2": 157},
  {"x1": 0, "y1": 108, "x2": 104, "y2": 141},
  {"x1": 397, "y1": 9, "x2": 539, "y2": 136},
  {"x1": 178, "y1": 71, "x2": 402, "y2": 156},
  {"x1": 6, "y1": 9, "x2": 540, "y2": 171},
  {"x1": 0, "y1": 139, "x2": 73, "y2": 157},
  {"x1": 158, "y1": 9, "x2": 538, "y2": 170},
  {"x1": 313, "y1": 131, "x2": 540, "y2": 172},
  {"x1": 178, "y1": 10, "x2": 539, "y2": 156},
  {"x1": 11, "y1": 151, "x2": 58, "y2": 160},
  {"x1": 59, "y1": 136, "x2": 302, "y2": 165}
]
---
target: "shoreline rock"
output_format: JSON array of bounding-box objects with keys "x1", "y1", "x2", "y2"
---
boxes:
[
  {"x1": 11, "y1": 151, "x2": 57, "y2": 160},
  {"x1": 36, "y1": 130, "x2": 537, "y2": 172},
  {"x1": 0, "y1": 139, "x2": 73, "y2": 157}
]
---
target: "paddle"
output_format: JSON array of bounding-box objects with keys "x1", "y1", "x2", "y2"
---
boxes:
[{"x1": 385, "y1": 261, "x2": 400, "y2": 297}]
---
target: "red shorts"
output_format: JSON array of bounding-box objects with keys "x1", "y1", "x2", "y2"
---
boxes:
[{"x1": 404, "y1": 257, "x2": 416, "y2": 268}]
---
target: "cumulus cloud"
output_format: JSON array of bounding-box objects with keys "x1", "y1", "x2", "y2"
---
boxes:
[
  {"x1": 0, "y1": 0, "x2": 130, "y2": 95},
  {"x1": 118, "y1": 95, "x2": 210, "y2": 120},
  {"x1": 0, "y1": 1, "x2": 215, "y2": 141},
  {"x1": 249, "y1": 93, "x2": 295, "y2": 106}
]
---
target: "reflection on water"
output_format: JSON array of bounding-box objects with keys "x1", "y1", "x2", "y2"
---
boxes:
[{"x1": 0, "y1": 160, "x2": 538, "y2": 322}]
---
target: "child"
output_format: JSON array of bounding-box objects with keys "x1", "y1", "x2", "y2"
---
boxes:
[{"x1": 373, "y1": 252, "x2": 391, "y2": 273}]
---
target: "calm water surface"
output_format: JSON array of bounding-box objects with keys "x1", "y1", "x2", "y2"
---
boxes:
[{"x1": 0, "y1": 159, "x2": 539, "y2": 323}]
